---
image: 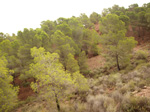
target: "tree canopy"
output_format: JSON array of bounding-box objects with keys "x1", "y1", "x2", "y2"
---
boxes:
[
  {"x1": 1, "y1": 2, "x2": 149, "y2": 111},
  {"x1": 29, "y1": 47, "x2": 89, "y2": 111},
  {"x1": 100, "y1": 14, "x2": 137, "y2": 70},
  {"x1": 0, "y1": 55, "x2": 18, "y2": 112}
]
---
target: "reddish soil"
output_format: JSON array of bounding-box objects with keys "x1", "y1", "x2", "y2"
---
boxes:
[
  {"x1": 18, "y1": 86, "x2": 34, "y2": 100},
  {"x1": 14, "y1": 76, "x2": 35, "y2": 100},
  {"x1": 126, "y1": 25, "x2": 150, "y2": 44}
]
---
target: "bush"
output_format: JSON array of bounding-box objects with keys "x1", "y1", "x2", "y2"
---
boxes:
[
  {"x1": 105, "y1": 73, "x2": 122, "y2": 88},
  {"x1": 90, "y1": 44, "x2": 100, "y2": 56},
  {"x1": 122, "y1": 97, "x2": 150, "y2": 112},
  {"x1": 125, "y1": 64, "x2": 135, "y2": 72},
  {"x1": 128, "y1": 80, "x2": 136, "y2": 91},
  {"x1": 139, "y1": 65, "x2": 150, "y2": 79},
  {"x1": 22, "y1": 82, "x2": 30, "y2": 87},
  {"x1": 87, "y1": 95, "x2": 116, "y2": 112},
  {"x1": 135, "y1": 50, "x2": 148, "y2": 60},
  {"x1": 138, "y1": 80, "x2": 146, "y2": 89},
  {"x1": 119, "y1": 85, "x2": 129, "y2": 94},
  {"x1": 135, "y1": 60, "x2": 147, "y2": 66},
  {"x1": 111, "y1": 91, "x2": 123, "y2": 103},
  {"x1": 121, "y1": 71, "x2": 141, "y2": 83}
]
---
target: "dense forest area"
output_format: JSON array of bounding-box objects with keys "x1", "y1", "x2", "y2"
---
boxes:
[{"x1": 1, "y1": 2, "x2": 150, "y2": 112}]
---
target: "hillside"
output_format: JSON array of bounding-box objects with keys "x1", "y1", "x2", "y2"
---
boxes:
[
  {"x1": 1, "y1": 2, "x2": 150, "y2": 112},
  {"x1": 87, "y1": 23, "x2": 150, "y2": 71}
]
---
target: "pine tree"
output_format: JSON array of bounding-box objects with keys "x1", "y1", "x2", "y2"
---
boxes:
[
  {"x1": 78, "y1": 51, "x2": 89, "y2": 74},
  {"x1": 0, "y1": 56, "x2": 18, "y2": 112},
  {"x1": 29, "y1": 47, "x2": 89, "y2": 112},
  {"x1": 100, "y1": 14, "x2": 137, "y2": 70},
  {"x1": 66, "y1": 53, "x2": 79, "y2": 74}
]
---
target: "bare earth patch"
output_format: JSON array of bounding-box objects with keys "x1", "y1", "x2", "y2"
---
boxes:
[
  {"x1": 87, "y1": 55, "x2": 105, "y2": 70},
  {"x1": 134, "y1": 87, "x2": 150, "y2": 98},
  {"x1": 14, "y1": 77, "x2": 35, "y2": 100}
]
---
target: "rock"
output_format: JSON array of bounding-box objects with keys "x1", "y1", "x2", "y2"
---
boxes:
[{"x1": 143, "y1": 86, "x2": 147, "y2": 89}]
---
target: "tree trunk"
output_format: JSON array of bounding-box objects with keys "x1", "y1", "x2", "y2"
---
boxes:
[
  {"x1": 13, "y1": 75, "x2": 16, "y2": 86},
  {"x1": 55, "y1": 93, "x2": 60, "y2": 112},
  {"x1": 138, "y1": 26, "x2": 141, "y2": 38},
  {"x1": 34, "y1": 78, "x2": 36, "y2": 83},
  {"x1": 116, "y1": 54, "x2": 120, "y2": 71}
]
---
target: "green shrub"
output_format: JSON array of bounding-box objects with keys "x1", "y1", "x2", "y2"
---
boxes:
[
  {"x1": 138, "y1": 80, "x2": 146, "y2": 89},
  {"x1": 90, "y1": 44, "x2": 100, "y2": 56},
  {"x1": 107, "y1": 74, "x2": 118, "y2": 87},
  {"x1": 122, "y1": 97, "x2": 150, "y2": 112},
  {"x1": 119, "y1": 85, "x2": 129, "y2": 94},
  {"x1": 135, "y1": 60, "x2": 147, "y2": 66},
  {"x1": 135, "y1": 50, "x2": 148, "y2": 60},
  {"x1": 100, "y1": 74, "x2": 121, "y2": 88},
  {"x1": 22, "y1": 81, "x2": 30, "y2": 87},
  {"x1": 128, "y1": 80, "x2": 136, "y2": 91},
  {"x1": 125, "y1": 64, "x2": 135, "y2": 72}
]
